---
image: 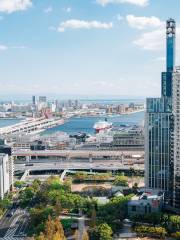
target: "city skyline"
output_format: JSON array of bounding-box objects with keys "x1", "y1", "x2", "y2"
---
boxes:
[{"x1": 0, "y1": 0, "x2": 180, "y2": 97}]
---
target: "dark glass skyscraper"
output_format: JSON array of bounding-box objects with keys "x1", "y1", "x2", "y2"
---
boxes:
[
  {"x1": 161, "y1": 19, "x2": 176, "y2": 97},
  {"x1": 166, "y1": 19, "x2": 176, "y2": 72},
  {"x1": 145, "y1": 19, "x2": 176, "y2": 198}
]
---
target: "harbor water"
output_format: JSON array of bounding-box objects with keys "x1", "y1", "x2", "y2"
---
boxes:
[
  {"x1": 43, "y1": 111, "x2": 145, "y2": 135},
  {"x1": 0, "y1": 111, "x2": 144, "y2": 135}
]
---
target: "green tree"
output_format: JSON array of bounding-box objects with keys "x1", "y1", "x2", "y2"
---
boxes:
[
  {"x1": 54, "y1": 200, "x2": 62, "y2": 217},
  {"x1": 98, "y1": 223, "x2": 112, "y2": 240},
  {"x1": 19, "y1": 186, "x2": 35, "y2": 208},
  {"x1": 32, "y1": 179, "x2": 41, "y2": 192},
  {"x1": 113, "y1": 176, "x2": 128, "y2": 187},
  {"x1": 14, "y1": 180, "x2": 26, "y2": 189}
]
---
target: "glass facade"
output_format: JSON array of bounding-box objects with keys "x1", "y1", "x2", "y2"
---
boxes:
[
  {"x1": 146, "y1": 19, "x2": 176, "y2": 198},
  {"x1": 161, "y1": 72, "x2": 173, "y2": 97},
  {"x1": 146, "y1": 98, "x2": 172, "y2": 192},
  {"x1": 167, "y1": 34, "x2": 175, "y2": 72},
  {"x1": 172, "y1": 69, "x2": 180, "y2": 210},
  {"x1": 161, "y1": 19, "x2": 175, "y2": 98}
]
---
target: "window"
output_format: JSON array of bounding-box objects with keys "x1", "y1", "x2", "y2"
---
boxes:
[{"x1": 132, "y1": 206, "x2": 136, "y2": 212}]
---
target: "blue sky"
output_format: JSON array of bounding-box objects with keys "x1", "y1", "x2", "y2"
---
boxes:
[{"x1": 0, "y1": 0, "x2": 180, "y2": 99}]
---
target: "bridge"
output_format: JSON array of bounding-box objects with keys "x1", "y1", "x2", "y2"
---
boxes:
[
  {"x1": 13, "y1": 149, "x2": 144, "y2": 176},
  {"x1": 0, "y1": 117, "x2": 64, "y2": 136},
  {"x1": 15, "y1": 161, "x2": 145, "y2": 172},
  {"x1": 13, "y1": 149, "x2": 144, "y2": 162}
]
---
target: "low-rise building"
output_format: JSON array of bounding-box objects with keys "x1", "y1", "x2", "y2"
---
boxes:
[{"x1": 128, "y1": 192, "x2": 164, "y2": 216}]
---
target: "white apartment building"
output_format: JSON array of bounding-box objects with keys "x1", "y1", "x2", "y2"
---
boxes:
[{"x1": 0, "y1": 154, "x2": 10, "y2": 199}]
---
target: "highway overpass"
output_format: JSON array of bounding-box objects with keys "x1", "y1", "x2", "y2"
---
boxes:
[
  {"x1": 15, "y1": 160, "x2": 144, "y2": 172},
  {"x1": 13, "y1": 149, "x2": 144, "y2": 163}
]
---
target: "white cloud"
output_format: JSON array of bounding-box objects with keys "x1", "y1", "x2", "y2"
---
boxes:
[
  {"x1": 134, "y1": 29, "x2": 165, "y2": 50},
  {"x1": 44, "y1": 6, "x2": 53, "y2": 14},
  {"x1": 154, "y1": 57, "x2": 166, "y2": 62},
  {"x1": 134, "y1": 27, "x2": 180, "y2": 51},
  {"x1": 96, "y1": 0, "x2": 148, "y2": 7},
  {"x1": 0, "y1": 44, "x2": 8, "y2": 50},
  {"x1": 126, "y1": 15, "x2": 163, "y2": 29},
  {"x1": 57, "y1": 19, "x2": 113, "y2": 32},
  {"x1": 0, "y1": 44, "x2": 27, "y2": 51},
  {"x1": 0, "y1": 0, "x2": 32, "y2": 13},
  {"x1": 63, "y1": 7, "x2": 72, "y2": 13},
  {"x1": 11, "y1": 45, "x2": 27, "y2": 49}
]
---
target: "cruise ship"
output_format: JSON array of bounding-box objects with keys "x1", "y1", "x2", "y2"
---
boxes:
[{"x1": 93, "y1": 120, "x2": 112, "y2": 133}]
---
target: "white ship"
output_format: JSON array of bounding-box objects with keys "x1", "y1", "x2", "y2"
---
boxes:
[{"x1": 93, "y1": 120, "x2": 112, "y2": 133}]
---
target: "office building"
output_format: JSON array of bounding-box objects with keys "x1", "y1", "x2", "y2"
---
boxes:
[
  {"x1": 145, "y1": 19, "x2": 175, "y2": 200},
  {"x1": 172, "y1": 67, "x2": 180, "y2": 210},
  {"x1": 0, "y1": 154, "x2": 10, "y2": 199},
  {"x1": 39, "y1": 96, "x2": 47, "y2": 103},
  {"x1": 145, "y1": 97, "x2": 172, "y2": 192},
  {"x1": 32, "y1": 95, "x2": 36, "y2": 105},
  {"x1": 38, "y1": 96, "x2": 47, "y2": 111},
  {"x1": 0, "y1": 144, "x2": 13, "y2": 191},
  {"x1": 161, "y1": 19, "x2": 176, "y2": 97}
]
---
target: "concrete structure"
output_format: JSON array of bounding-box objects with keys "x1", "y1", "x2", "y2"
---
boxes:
[
  {"x1": 145, "y1": 19, "x2": 175, "y2": 201},
  {"x1": 12, "y1": 149, "x2": 144, "y2": 163},
  {"x1": 0, "y1": 117, "x2": 64, "y2": 136},
  {"x1": 128, "y1": 192, "x2": 163, "y2": 216},
  {"x1": 172, "y1": 67, "x2": 180, "y2": 210},
  {"x1": 0, "y1": 154, "x2": 10, "y2": 199},
  {"x1": 112, "y1": 127, "x2": 144, "y2": 150},
  {"x1": 14, "y1": 160, "x2": 144, "y2": 173}
]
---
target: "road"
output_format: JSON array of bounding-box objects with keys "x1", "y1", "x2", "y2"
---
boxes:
[
  {"x1": 13, "y1": 149, "x2": 144, "y2": 158},
  {"x1": 0, "y1": 207, "x2": 29, "y2": 240},
  {"x1": 15, "y1": 160, "x2": 144, "y2": 172}
]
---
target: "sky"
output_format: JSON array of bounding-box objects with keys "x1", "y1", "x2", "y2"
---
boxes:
[{"x1": 0, "y1": 0, "x2": 180, "y2": 99}]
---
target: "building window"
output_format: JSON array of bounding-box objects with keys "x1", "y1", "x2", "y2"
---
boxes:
[{"x1": 132, "y1": 206, "x2": 136, "y2": 212}]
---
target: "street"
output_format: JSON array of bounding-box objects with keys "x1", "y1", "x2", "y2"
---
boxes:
[
  {"x1": 0, "y1": 207, "x2": 29, "y2": 240},
  {"x1": 14, "y1": 160, "x2": 144, "y2": 172}
]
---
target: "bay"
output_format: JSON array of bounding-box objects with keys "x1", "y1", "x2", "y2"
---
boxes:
[
  {"x1": 0, "y1": 119, "x2": 21, "y2": 128},
  {"x1": 43, "y1": 111, "x2": 145, "y2": 135}
]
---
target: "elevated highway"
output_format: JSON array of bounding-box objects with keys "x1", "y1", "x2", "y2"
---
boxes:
[
  {"x1": 14, "y1": 149, "x2": 144, "y2": 175},
  {"x1": 15, "y1": 160, "x2": 144, "y2": 172},
  {"x1": 13, "y1": 149, "x2": 144, "y2": 160}
]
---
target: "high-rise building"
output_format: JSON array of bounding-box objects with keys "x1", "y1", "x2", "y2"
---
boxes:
[
  {"x1": 172, "y1": 67, "x2": 180, "y2": 210},
  {"x1": 39, "y1": 96, "x2": 47, "y2": 103},
  {"x1": 145, "y1": 19, "x2": 176, "y2": 200},
  {"x1": 0, "y1": 154, "x2": 10, "y2": 199},
  {"x1": 0, "y1": 144, "x2": 13, "y2": 192},
  {"x1": 161, "y1": 18, "x2": 176, "y2": 97},
  {"x1": 32, "y1": 95, "x2": 36, "y2": 105},
  {"x1": 145, "y1": 97, "x2": 172, "y2": 192}
]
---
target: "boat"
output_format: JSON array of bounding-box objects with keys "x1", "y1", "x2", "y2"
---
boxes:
[{"x1": 93, "y1": 119, "x2": 112, "y2": 133}]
